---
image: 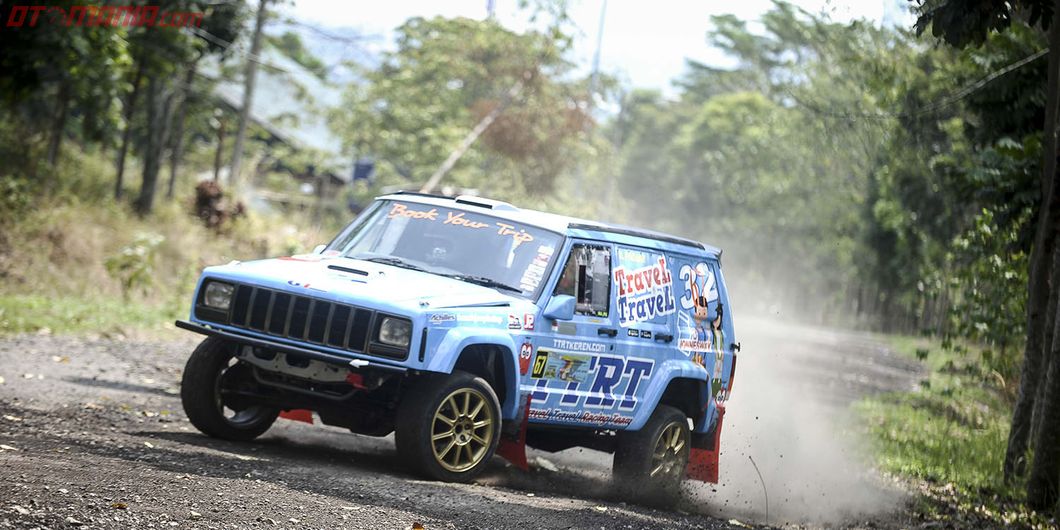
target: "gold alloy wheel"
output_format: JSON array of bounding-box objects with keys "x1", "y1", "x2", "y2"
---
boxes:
[
  {"x1": 650, "y1": 421, "x2": 687, "y2": 478},
  {"x1": 431, "y1": 387, "x2": 495, "y2": 473}
]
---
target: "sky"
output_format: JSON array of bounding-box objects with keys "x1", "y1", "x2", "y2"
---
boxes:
[{"x1": 280, "y1": 0, "x2": 914, "y2": 95}]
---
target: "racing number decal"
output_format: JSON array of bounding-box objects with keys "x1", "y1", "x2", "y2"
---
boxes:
[
  {"x1": 531, "y1": 351, "x2": 549, "y2": 378},
  {"x1": 678, "y1": 263, "x2": 716, "y2": 310}
]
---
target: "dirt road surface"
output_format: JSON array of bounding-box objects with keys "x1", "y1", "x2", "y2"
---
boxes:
[{"x1": 0, "y1": 316, "x2": 921, "y2": 529}]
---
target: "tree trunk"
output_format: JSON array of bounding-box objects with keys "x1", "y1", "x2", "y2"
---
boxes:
[
  {"x1": 115, "y1": 56, "x2": 146, "y2": 200},
  {"x1": 136, "y1": 78, "x2": 176, "y2": 215},
  {"x1": 229, "y1": 0, "x2": 269, "y2": 192},
  {"x1": 1005, "y1": 4, "x2": 1060, "y2": 483},
  {"x1": 419, "y1": 74, "x2": 526, "y2": 194},
  {"x1": 1032, "y1": 245, "x2": 1060, "y2": 442},
  {"x1": 166, "y1": 63, "x2": 196, "y2": 200},
  {"x1": 47, "y1": 80, "x2": 71, "y2": 168},
  {"x1": 213, "y1": 119, "x2": 225, "y2": 182},
  {"x1": 1028, "y1": 241, "x2": 1060, "y2": 509}
]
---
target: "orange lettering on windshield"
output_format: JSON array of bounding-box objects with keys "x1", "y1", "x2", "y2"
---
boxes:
[
  {"x1": 444, "y1": 211, "x2": 489, "y2": 229},
  {"x1": 388, "y1": 203, "x2": 438, "y2": 220},
  {"x1": 496, "y1": 222, "x2": 534, "y2": 247}
]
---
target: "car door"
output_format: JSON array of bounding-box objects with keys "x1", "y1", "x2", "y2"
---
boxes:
[
  {"x1": 672, "y1": 255, "x2": 730, "y2": 398},
  {"x1": 523, "y1": 240, "x2": 641, "y2": 428},
  {"x1": 609, "y1": 245, "x2": 678, "y2": 416}
]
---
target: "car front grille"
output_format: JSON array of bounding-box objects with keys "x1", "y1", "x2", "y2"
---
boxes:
[{"x1": 197, "y1": 283, "x2": 399, "y2": 357}]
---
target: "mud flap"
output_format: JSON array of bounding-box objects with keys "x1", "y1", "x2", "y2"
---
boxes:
[
  {"x1": 686, "y1": 403, "x2": 724, "y2": 483},
  {"x1": 279, "y1": 409, "x2": 314, "y2": 424},
  {"x1": 495, "y1": 396, "x2": 530, "y2": 471}
]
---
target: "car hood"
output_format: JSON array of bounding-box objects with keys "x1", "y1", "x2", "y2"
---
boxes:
[{"x1": 203, "y1": 254, "x2": 524, "y2": 312}]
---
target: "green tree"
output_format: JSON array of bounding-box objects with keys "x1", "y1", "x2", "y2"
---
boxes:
[
  {"x1": 331, "y1": 15, "x2": 589, "y2": 201},
  {"x1": 912, "y1": 0, "x2": 1057, "y2": 507}
]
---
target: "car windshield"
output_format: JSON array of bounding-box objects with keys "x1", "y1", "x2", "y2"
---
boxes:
[{"x1": 327, "y1": 200, "x2": 563, "y2": 299}]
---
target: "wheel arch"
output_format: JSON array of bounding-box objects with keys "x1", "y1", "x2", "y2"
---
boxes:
[
  {"x1": 426, "y1": 329, "x2": 519, "y2": 419},
  {"x1": 452, "y1": 343, "x2": 516, "y2": 418},
  {"x1": 654, "y1": 377, "x2": 709, "y2": 430}
]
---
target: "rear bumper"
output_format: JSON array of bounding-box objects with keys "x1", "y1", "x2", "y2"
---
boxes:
[{"x1": 175, "y1": 320, "x2": 407, "y2": 373}]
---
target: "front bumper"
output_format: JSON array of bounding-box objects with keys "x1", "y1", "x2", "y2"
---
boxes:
[{"x1": 175, "y1": 320, "x2": 407, "y2": 373}]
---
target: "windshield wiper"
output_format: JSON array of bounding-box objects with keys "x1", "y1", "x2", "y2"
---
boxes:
[
  {"x1": 444, "y1": 274, "x2": 523, "y2": 294},
  {"x1": 359, "y1": 256, "x2": 428, "y2": 272}
]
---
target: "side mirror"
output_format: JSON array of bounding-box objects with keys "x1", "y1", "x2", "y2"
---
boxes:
[
  {"x1": 312, "y1": 244, "x2": 327, "y2": 255},
  {"x1": 543, "y1": 295, "x2": 576, "y2": 321}
]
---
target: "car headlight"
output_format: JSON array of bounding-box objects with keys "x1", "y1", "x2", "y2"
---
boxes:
[
  {"x1": 378, "y1": 317, "x2": 411, "y2": 348},
  {"x1": 203, "y1": 281, "x2": 235, "y2": 311}
]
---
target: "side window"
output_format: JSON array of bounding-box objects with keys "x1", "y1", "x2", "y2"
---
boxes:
[{"x1": 554, "y1": 244, "x2": 611, "y2": 317}]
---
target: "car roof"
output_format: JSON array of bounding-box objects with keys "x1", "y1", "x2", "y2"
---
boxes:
[{"x1": 378, "y1": 192, "x2": 722, "y2": 258}]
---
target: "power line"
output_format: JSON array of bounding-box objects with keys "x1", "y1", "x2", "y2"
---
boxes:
[
  {"x1": 792, "y1": 47, "x2": 1048, "y2": 122},
  {"x1": 185, "y1": 25, "x2": 292, "y2": 74}
]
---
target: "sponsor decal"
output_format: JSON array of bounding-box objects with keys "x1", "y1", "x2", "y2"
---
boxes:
[
  {"x1": 457, "y1": 314, "x2": 503, "y2": 325},
  {"x1": 627, "y1": 329, "x2": 639, "y2": 338},
  {"x1": 551, "y1": 338, "x2": 606, "y2": 353},
  {"x1": 495, "y1": 222, "x2": 534, "y2": 247},
  {"x1": 528, "y1": 408, "x2": 633, "y2": 427},
  {"x1": 640, "y1": 330, "x2": 652, "y2": 339},
  {"x1": 530, "y1": 354, "x2": 654, "y2": 411},
  {"x1": 519, "y1": 342, "x2": 533, "y2": 375},
  {"x1": 386, "y1": 202, "x2": 535, "y2": 248},
  {"x1": 519, "y1": 245, "x2": 554, "y2": 292},
  {"x1": 613, "y1": 256, "x2": 676, "y2": 326},
  {"x1": 532, "y1": 349, "x2": 591, "y2": 383},
  {"x1": 387, "y1": 203, "x2": 438, "y2": 220},
  {"x1": 286, "y1": 280, "x2": 327, "y2": 292},
  {"x1": 428, "y1": 313, "x2": 456, "y2": 325},
  {"x1": 678, "y1": 339, "x2": 712, "y2": 352},
  {"x1": 523, "y1": 313, "x2": 535, "y2": 331},
  {"x1": 616, "y1": 247, "x2": 648, "y2": 265},
  {"x1": 443, "y1": 211, "x2": 489, "y2": 229},
  {"x1": 508, "y1": 314, "x2": 523, "y2": 330}
]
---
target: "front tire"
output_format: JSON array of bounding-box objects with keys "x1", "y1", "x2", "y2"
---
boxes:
[
  {"x1": 613, "y1": 405, "x2": 690, "y2": 501},
  {"x1": 394, "y1": 371, "x2": 501, "y2": 482},
  {"x1": 180, "y1": 337, "x2": 279, "y2": 441}
]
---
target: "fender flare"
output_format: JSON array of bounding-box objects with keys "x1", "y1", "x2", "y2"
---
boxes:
[
  {"x1": 424, "y1": 328, "x2": 520, "y2": 418},
  {"x1": 627, "y1": 360, "x2": 709, "y2": 431}
]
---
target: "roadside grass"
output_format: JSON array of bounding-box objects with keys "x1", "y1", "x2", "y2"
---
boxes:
[
  {"x1": 855, "y1": 335, "x2": 1054, "y2": 528},
  {"x1": 0, "y1": 294, "x2": 183, "y2": 336},
  {"x1": 0, "y1": 149, "x2": 330, "y2": 337}
]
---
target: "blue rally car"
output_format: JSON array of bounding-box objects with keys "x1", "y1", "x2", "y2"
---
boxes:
[{"x1": 177, "y1": 192, "x2": 738, "y2": 493}]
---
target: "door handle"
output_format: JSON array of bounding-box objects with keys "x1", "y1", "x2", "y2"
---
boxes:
[
  {"x1": 654, "y1": 333, "x2": 673, "y2": 343},
  {"x1": 598, "y1": 327, "x2": 618, "y2": 337}
]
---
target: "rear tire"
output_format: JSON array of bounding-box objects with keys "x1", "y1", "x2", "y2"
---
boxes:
[
  {"x1": 394, "y1": 371, "x2": 501, "y2": 482},
  {"x1": 613, "y1": 405, "x2": 690, "y2": 502},
  {"x1": 180, "y1": 337, "x2": 279, "y2": 441}
]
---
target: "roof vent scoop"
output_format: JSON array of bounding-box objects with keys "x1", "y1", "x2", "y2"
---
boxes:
[{"x1": 454, "y1": 195, "x2": 518, "y2": 211}]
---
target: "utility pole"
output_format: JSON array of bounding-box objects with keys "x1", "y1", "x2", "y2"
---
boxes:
[
  {"x1": 574, "y1": 0, "x2": 607, "y2": 199},
  {"x1": 229, "y1": 0, "x2": 269, "y2": 192}
]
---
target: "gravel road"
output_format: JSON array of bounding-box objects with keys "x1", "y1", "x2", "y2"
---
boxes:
[{"x1": 0, "y1": 316, "x2": 922, "y2": 529}]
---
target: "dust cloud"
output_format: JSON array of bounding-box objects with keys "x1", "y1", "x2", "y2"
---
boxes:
[{"x1": 685, "y1": 313, "x2": 919, "y2": 525}]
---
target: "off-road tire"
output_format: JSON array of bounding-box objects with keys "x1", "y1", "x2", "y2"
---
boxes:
[
  {"x1": 180, "y1": 337, "x2": 279, "y2": 441},
  {"x1": 394, "y1": 370, "x2": 502, "y2": 482},
  {"x1": 613, "y1": 405, "x2": 690, "y2": 502}
]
